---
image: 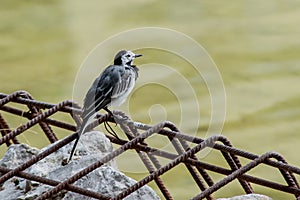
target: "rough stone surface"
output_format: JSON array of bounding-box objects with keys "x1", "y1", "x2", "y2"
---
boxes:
[
  {"x1": 0, "y1": 143, "x2": 40, "y2": 200},
  {"x1": 0, "y1": 143, "x2": 39, "y2": 169},
  {"x1": 28, "y1": 131, "x2": 117, "y2": 178},
  {"x1": 217, "y1": 194, "x2": 273, "y2": 200},
  {"x1": 0, "y1": 131, "x2": 160, "y2": 200}
]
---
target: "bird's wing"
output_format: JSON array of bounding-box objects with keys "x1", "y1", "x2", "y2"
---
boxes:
[
  {"x1": 111, "y1": 66, "x2": 135, "y2": 99},
  {"x1": 81, "y1": 65, "x2": 135, "y2": 119},
  {"x1": 81, "y1": 65, "x2": 117, "y2": 119}
]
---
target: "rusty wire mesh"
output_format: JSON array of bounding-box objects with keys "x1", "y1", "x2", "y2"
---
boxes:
[{"x1": 0, "y1": 90, "x2": 299, "y2": 200}]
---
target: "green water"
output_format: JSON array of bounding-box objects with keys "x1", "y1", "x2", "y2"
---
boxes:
[{"x1": 1, "y1": 1, "x2": 300, "y2": 199}]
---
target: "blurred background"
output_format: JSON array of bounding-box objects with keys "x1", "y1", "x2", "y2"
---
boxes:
[{"x1": 1, "y1": 0, "x2": 300, "y2": 199}]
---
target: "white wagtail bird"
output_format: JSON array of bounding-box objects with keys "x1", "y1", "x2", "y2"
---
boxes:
[{"x1": 68, "y1": 50, "x2": 142, "y2": 162}]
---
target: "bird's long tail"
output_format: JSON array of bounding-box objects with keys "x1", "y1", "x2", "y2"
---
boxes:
[{"x1": 67, "y1": 116, "x2": 90, "y2": 163}]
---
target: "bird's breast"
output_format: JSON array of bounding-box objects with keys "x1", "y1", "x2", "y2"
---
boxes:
[{"x1": 110, "y1": 70, "x2": 136, "y2": 107}]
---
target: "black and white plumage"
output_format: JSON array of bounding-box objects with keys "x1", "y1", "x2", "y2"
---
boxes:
[{"x1": 68, "y1": 50, "x2": 142, "y2": 162}]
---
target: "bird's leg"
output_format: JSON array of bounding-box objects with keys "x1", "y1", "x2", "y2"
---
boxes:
[
  {"x1": 104, "y1": 107, "x2": 117, "y2": 127},
  {"x1": 103, "y1": 107, "x2": 121, "y2": 140},
  {"x1": 104, "y1": 121, "x2": 121, "y2": 140},
  {"x1": 104, "y1": 107, "x2": 114, "y2": 116}
]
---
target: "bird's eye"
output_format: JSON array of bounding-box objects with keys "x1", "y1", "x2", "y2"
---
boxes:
[{"x1": 126, "y1": 55, "x2": 130, "y2": 58}]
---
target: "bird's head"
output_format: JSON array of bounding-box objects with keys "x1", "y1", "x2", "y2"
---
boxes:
[{"x1": 114, "y1": 50, "x2": 142, "y2": 66}]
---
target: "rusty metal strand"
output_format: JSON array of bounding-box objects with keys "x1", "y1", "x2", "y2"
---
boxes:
[
  {"x1": 0, "y1": 113, "x2": 110, "y2": 185},
  {"x1": 1, "y1": 103, "x2": 59, "y2": 143},
  {"x1": 164, "y1": 121, "x2": 215, "y2": 187},
  {"x1": 271, "y1": 153, "x2": 300, "y2": 189},
  {"x1": 0, "y1": 133, "x2": 76, "y2": 185},
  {"x1": 216, "y1": 137, "x2": 253, "y2": 193},
  {"x1": 139, "y1": 151, "x2": 173, "y2": 200},
  {"x1": 132, "y1": 119, "x2": 300, "y2": 174},
  {"x1": 0, "y1": 91, "x2": 28, "y2": 106},
  {"x1": 0, "y1": 166, "x2": 109, "y2": 199},
  {"x1": 118, "y1": 141, "x2": 298, "y2": 196},
  {"x1": 118, "y1": 139, "x2": 299, "y2": 196},
  {"x1": 24, "y1": 94, "x2": 58, "y2": 143},
  {"x1": 0, "y1": 105, "x2": 31, "y2": 118},
  {"x1": 125, "y1": 140, "x2": 300, "y2": 196},
  {"x1": 143, "y1": 126, "x2": 300, "y2": 176},
  {"x1": 167, "y1": 130, "x2": 215, "y2": 188},
  {"x1": 39, "y1": 121, "x2": 58, "y2": 143},
  {"x1": 0, "y1": 113, "x2": 13, "y2": 146},
  {"x1": 162, "y1": 121, "x2": 215, "y2": 199},
  {"x1": 21, "y1": 93, "x2": 58, "y2": 143},
  {"x1": 0, "y1": 100, "x2": 73, "y2": 146},
  {"x1": 0, "y1": 92, "x2": 82, "y2": 114},
  {"x1": 123, "y1": 117, "x2": 173, "y2": 199},
  {"x1": 45, "y1": 118, "x2": 77, "y2": 132},
  {"x1": 0, "y1": 105, "x2": 77, "y2": 132},
  {"x1": 163, "y1": 123, "x2": 213, "y2": 200},
  {"x1": 212, "y1": 137, "x2": 253, "y2": 193},
  {"x1": 267, "y1": 153, "x2": 299, "y2": 198},
  {"x1": 86, "y1": 115, "x2": 300, "y2": 188},
  {"x1": 85, "y1": 113, "x2": 112, "y2": 132},
  {"x1": 125, "y1": 116, "x2": 211, "y2": 199},
  {"x1": 1, "y1": 94, "x2": 300, "y2": 199},
  {"x1": 112, "y1": 135, "x2": 222, "y2": 200},
  {"x1": 174, "y1": 136, "x2": 215, "y2": 188},
  {"x1": 35, "y1": 122, "x2": 167, "y2": 200},
  {"x1": 109, "y1": 113, "x2": 299, "y2": 198},
  {"x1": 212, "y1": 141, "x2": 300, "y2": 175},
  {"x1": 84, "y1": 133, "x2": 300, "y2": 197},
  {"x1": 220, "y1": 150, "x2": 253, "y2": 193},
  {"x1": 117, "y1": 116, "x2": 135, "y2": 139},
  {"x1": 184, "y1": 156, "x2": 300, "y2": 196},
  {"x1": 192, "y1": 151, "x2": 300, "y2": 200},
  {"x1": 70, "y1": 111, "x2": 82, "y2": 128},
  {"x1": 182, "y1": 147, "x2": 215, "y2": 188},
  {"x1": 119, "y1": 120, "x2": 173, "y2": 200},
  {"x1": 132, "y1": 143, "x2": 300, "y2": 196}
]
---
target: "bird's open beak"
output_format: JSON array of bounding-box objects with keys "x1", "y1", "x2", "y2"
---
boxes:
[{"x1": 134, "y1": 54, "x2": 143, "y2": 58}]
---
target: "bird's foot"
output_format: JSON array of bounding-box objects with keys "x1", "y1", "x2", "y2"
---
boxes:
[
  {"x1": 104, "y1": 107, "x2": 114, "y2": 117},
  {"x1": 104, "y1": 120, "x2": 121, "y2": 141}
]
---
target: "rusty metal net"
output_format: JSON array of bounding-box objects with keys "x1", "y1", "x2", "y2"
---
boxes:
[{"x1": 0, "y1": 90, "x2": 299, "y2": 200}]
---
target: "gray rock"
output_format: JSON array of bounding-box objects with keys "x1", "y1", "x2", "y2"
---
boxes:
[
  {"x1": 0, "y1": 144, "x2": 40, "y2": 200},
  {"x1": 0, "y1": 131, "x2": 160, "y2": 200},
  {"x1": 0, "y1": 143, "x2": 39, "y2": 169},
  {"x1": 28, "y1": 131, "x2": 117, "y2": 178},
  {"x1": 62, "y1": 166, "x2": 159, "y2": 200},
  {"x1": 217, "y1": 194, "x2": 272, "y2": 200}
]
